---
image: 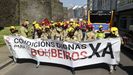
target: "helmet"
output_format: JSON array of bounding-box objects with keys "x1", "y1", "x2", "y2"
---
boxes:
[
  {"x1": 76, "y1": 23, "x2": 80, "y2": 27},
  {"x1": 79, "y1": 18, "x2": 83, "y2": 21},
  {"x1": 38, "y1": 26, "x2": 42, "y2": 30},
  {"x1": 70, "y1": 19, "x2": 74, "y2": 22},
  {"x1": 56, "y1": 27, "x2": 62, "y2": 32},
  {"x1": 45, "y1": 26, "x2": 50, "y2": 29},
  {"x1": 111, "y1": 27, "x2": 118, "y2": 31},
  {"x1": 24, "y1": 20, "x2": 29, "y2": 25},
  {"x1": 69, "y1": 21, "x2": 73, "y2": 25},
  {"x1": 87, "y1": 24, "x2": 93, "y2": 31},
  {"x1": 111, "y1": 27, "x2": 119, "y2": 37},
  {"x1": 35, "y1": 24, "x2": 40, "y2": 29},
  {"x1": 51, "y1": 21, "x2": 54, "y2": 23},
  {"x1": 10, "y1": 26, "x2": 16, "y2": 30},
  {"x1": 99, "y1": 25, "x2": 103, "y2": 28},
  {"x1": 66, "y1": 21, "x2": 69, "y2": 24},
  {"x1": 60, "y1": 22, "x2": 64, "y2": 26},
  {"x1": 67, "y1": 27, "x2": 74, "y2": 32},
  {"x1": 32, "y1": 21, "x2": 37, "y2": 25},
  {"x1": 83, "y1": 20, "x2": 86, "y2": 23},
  {"x1": 88, "y1": 24, "x2": 93, "y2": 28},
  {"x1": 111, "y1": 27, "x2": 118, "y2": 34}
]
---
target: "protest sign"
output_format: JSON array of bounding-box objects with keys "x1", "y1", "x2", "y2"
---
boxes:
[{"x1": 4, "y1": 36, "x2": 121, "y2": 68}]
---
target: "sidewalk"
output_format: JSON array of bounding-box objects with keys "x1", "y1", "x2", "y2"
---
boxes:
[
  {"x1": 120, "y1": 30, "x2": 133, "y2": 51},
  {"x1": 0, "y1": 46, "x2": 13, "y2": 69},
  {"x1": 124, "y1": 42, "x2": 133, "y2": 51}
]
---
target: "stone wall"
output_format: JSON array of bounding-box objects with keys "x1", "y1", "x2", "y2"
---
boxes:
[
  {"x1": 51, "y1": 1, "x2": 63, "y2": 21},
  {"x1": 0, "y1": 0, "x2": 19, "y2": 27},
  {"x1": 19, "y1": 0, "x2": 52, "y2": 24},
  {"x1": 0, "y1": 0, "x2": 63, "y2": 27}
]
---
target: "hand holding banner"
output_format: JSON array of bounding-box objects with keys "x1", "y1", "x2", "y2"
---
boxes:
[{"x1": 4, "y1": 36, "x2": 121, "y2": 68}]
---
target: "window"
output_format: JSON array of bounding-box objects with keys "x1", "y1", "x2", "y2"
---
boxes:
[
  {"x1": 120, "y1": 17, "x2": 127, "y2": 29},
  {"x1": 90, "y1": 15, "x2": 111, "y2": 23}
]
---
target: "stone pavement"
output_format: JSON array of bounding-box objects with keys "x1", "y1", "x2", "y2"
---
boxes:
[{"x1": 0, "y1": 46, "x2": 13, "y2": 69}]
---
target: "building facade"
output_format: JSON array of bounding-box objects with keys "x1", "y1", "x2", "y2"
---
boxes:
[
  {"x1": 117, "y1": 0, "x2": 133, "y2": 31},
  {"x1": 67, "y1": 5, "x2": 86, "y2": 20},
  {"x1": 87, "y1": 0, "x2": 133, "y2": 31},
  {"x1": 89, "y1": 0, "x2": 116, "y2": 10},
  {"x1": 67, "y1": 8, "x2": 75, "y2": 19},
  {"x1": 63, "y1": 7, "x2": 68, "y2": 20}
]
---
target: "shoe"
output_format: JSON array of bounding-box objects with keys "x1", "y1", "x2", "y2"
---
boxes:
[
  {"x1": 109, "y1": 69, "x2": 114, "y2": 74},
  {"x1": 114, "y1": 66, "x2": 117, "y2": 71}
]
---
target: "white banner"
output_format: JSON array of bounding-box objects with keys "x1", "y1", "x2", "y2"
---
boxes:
[{"x1": 4, "y1": 36, "x2": 121, "y2": 68}]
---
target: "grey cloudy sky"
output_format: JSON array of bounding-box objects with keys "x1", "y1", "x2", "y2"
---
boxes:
[{"x1": 60, "y1": 0, "x2": 87, "y2": 7}]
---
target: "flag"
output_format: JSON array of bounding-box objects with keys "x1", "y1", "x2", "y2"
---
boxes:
[{"x1": 41, "y1": 18, "x2": 50, "y2": 26}]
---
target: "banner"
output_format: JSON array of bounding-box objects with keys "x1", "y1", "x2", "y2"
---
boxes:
[
  {"x1": 92, "y1": 23, "x2": 109, "y2": 31},
  {"x1": 4, "y1": 36, "x2": 121, "y2": 68}
]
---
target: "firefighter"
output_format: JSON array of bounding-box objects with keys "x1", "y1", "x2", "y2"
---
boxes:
[
  {"x1": 54, "y1": 27, "x2": 63, "y2": 41},
  {"x1": 32, "y1": 23, "x2": 41, "y2": 39},
  {"x1": 73, "y1": 26, "x2": 83, "y2": 42},
  {"x1": 96, "y1": 25, "x2": 105, "y2": 39},
  {"x1": 31, "y1": 21, "x2": 37, "y2": 39},
  {"x1": 62, "y1": 22, "x2": 68, "y2": 40},
  {"x1": 36, "y1": 26, "x2": 43, "y2": 38},
  {"x1": 41, "y1": 26, "x2": 51, "y2": 40},
  {"x1": 20, "y1": 20, "x2": 29, "y2": 37},
  {"x1": 80, "y1": 21, "x2": 87, "y2": 41},
  {"x1": 108, "y1": 27, "x2": 123, "y2": 73},
  {"x1": 64, "y1": 27, "x2": 75, "y2": 42},
  {"x1": 110, "y1": 27, "x2": 119, "y2": 37},
  {"x1": 85, "y1": 25, "x2": 96, "y2": 41},
  {"x1": 9, "y1": 26, "x2": 19, "y2": 36}
]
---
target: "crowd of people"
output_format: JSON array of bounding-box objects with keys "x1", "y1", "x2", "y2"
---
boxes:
[
  {"x1": 9, "y1": 19, "x2": 120, "y2": 42},
  {"x1": 9, "y1": 19, "x2": 123, "y2": 73}
]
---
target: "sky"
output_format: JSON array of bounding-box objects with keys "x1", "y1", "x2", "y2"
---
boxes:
[{"x1": 60, "y1": 0, "x2": 87, "y2": 8}]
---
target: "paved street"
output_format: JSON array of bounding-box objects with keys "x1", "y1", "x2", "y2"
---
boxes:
[
  {"x1": 0, "y1": 46, "x2": 11, "y2": 64},
  {"x1": 0, "y1": 46, "x2": 133, "y2": 75}
]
